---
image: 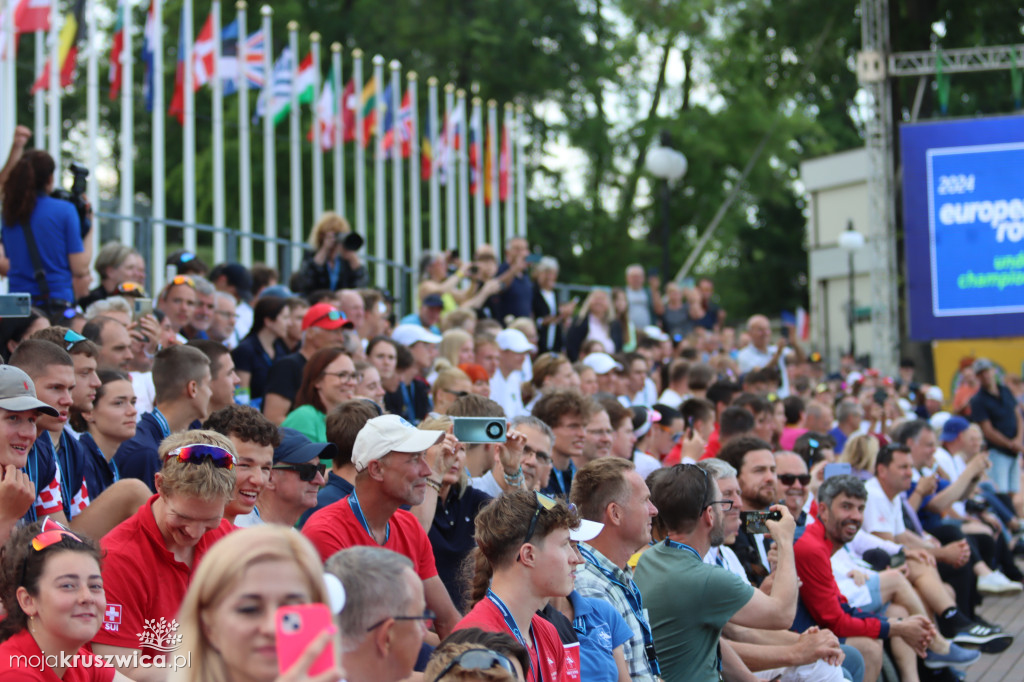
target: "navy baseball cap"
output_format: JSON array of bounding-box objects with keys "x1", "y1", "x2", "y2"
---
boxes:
[
  {"x1": 940, "y1": 416, "x2": 971, "y2": 443},
  {"x1": 275, "y1": 428, "x2": 337, "y2": 465}
]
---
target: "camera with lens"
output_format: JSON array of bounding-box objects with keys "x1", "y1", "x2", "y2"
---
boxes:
[{"x1": 50, "y1": 162, "x2": 91, "y2": 238}]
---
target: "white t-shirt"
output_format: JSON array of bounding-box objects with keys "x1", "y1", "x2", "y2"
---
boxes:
[
  {"x1": 471, "y1": 472, "x2": 503, "y2": 498},
  {"x1": 736, "y1": 343, "x2": 793, "y2": 396},
  {"x1": 704, "y1": 546, "x2": 751, "y2": 585},
  {"x1": 130, "y1": 371, "x2": 156, "y2": 421},
  {"x1": 234, "y1": 508, "x2": 263, "y2": 527},
  {"x1": 633, "y1": 451, "x2": 661, "y2": 480},
  {"x1": 831, "y1": 545, "x2": 875, "y2": 608},
  {"x1": 862, "y1": 477, "x2": 906, "y2": 536},
  {"x1": 657, "y1": 388, "x2": 686, "y2": 409},
  {"x1": 489, "y1": 368, "x2": 526, "y2": 419}
]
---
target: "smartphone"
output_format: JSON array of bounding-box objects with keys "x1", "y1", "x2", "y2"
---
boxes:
[
  {"x1": 824, "y1": 462, "x2": 852, "y2": 480},
  {"x1": 276, "y1": 604, "x2": 336, "y2": 676},
  {"x1": 0, "y1": 293, "x2": 31, "y2": 318},
  {"x1": 739, "y1": 510, "x2": 782, "y2": 535},
  {"x1": 781, "y1": 326, "x2": 791, "y2": 340},
  {"x1": 452, "y1": 417, "x2": 507, "y2": 443},
  {"x1": 873, "y1": 388, "x2": 888, "y2": 406},
  {"x1": 133, "y1": 298, "x2": 153, "y2": 320},
  {"x1": 889, "y1": 549, "x2": 906, "y2": 568},
  {"x1": 524, "y1": 253, "x2": 542, "y2": 264}
]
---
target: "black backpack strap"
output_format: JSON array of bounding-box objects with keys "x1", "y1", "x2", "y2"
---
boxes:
[{"x1": 22, "y1": 215, "x2": 51, "y2": 303}]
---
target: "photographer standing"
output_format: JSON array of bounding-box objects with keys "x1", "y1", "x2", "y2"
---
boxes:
[
  {"x1": 1, "y1": 150, "x2": 92, "y2": 311},
  {"x1": 292, "y1": 211, "x2": 367, "y2": 296}
]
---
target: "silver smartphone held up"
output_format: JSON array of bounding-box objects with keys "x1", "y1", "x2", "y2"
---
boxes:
[
  {"x1": 0, "y1": 294, "x2": 31, "y2": 318},
  {"x1": 452, "y1": 417, "x2": 507, "y2": 444}
]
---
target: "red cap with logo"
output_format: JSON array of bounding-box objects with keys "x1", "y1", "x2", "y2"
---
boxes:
[{"x1": 302, "y1": 303, "x2": 355, "y2": 331}]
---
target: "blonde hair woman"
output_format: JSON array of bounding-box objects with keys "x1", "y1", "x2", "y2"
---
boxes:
[
  {"x1": 840, "y1": 433, "x2": 881, "y2": 479},
  {"x1": 293, "y1": 211, "x2": 366, "y2": 295},
  {"x1": 171, "y1": 526, "x2": 340, "y2": 682},
  {"x1": 566, "y1": 289, "x2": 623, "y2": 361},
  {"x1": 439, "y1": 329, "x2": 475, "y2": 369}
]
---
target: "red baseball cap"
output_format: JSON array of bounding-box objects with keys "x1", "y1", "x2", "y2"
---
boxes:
[{"x1": 302, "y1": 303, "x2": 355, "y2": 331}]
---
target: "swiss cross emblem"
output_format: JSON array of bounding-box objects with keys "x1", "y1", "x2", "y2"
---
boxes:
[{"x1": 104, "y1": 604, "x2": 122, "y2": 632}]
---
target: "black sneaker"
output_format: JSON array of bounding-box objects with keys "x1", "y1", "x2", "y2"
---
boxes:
[
  {"x1": 972, "y1": 616, "x2": 1004, "y2": 634},
  {"x1": 950, "y1": 622, "x2": 1013, "y2": 653}
]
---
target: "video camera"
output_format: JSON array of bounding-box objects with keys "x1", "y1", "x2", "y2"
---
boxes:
[{"x1": 50, "y1": 162, "x2": 91, "y2": 238}]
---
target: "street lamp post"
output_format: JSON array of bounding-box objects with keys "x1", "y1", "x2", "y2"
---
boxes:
[
  {"x1": 838, "y1": 220, "x2": 866, "y2": 359},
  {"x1": 645, "y1": 132, "x2": 688, "y2": 280}
]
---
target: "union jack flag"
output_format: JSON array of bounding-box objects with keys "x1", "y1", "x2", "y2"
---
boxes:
[
  {"x1": 221, "y1": 22, "x2": 266, "y2": 95},
  {"x1": 382, "y1": 88, "x2": 414, "y2": 159}
]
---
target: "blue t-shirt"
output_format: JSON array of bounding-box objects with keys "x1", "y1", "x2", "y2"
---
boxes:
[
  {"x1": 1, "y1": 194, "x2": 83, "y2": 302},
  {"x1": 568, "y1": 590, "x2": 633, "y2": 682},
  {"x1": 909, "y1": 475, "x2": 952, "y2": 532},
  {"x1": 496, "y1": 262, "x2": 533, "y2": 320},
  {"x1": 113, "y1": 412, "x2": 168, "y2": 492}
]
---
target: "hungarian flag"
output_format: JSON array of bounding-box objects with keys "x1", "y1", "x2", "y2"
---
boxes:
[
  {"x1": 382, "y1": 87, "x2": 413, "y2": 159},
  {"x1": 308, "y1": 73, "x2": 337, "y2": 150},
  {"x1": 484, "y1": 124, "x2": 494, "y2": 205},
  {"x1": 294, "y1": 52, "x2": 316, "y2": 104},
  {"x1": 15, "y1": 0, "x2": 51, "y2": 33},
  {"x1": 30, "y1": 0, "x2": 85, "y2": 93},
  {"x1": 499, "y1": 121, "x2": 510, "y2": 201},
  {"x1": 108, "y1": 0, "x2": 126, "y2": 100}
]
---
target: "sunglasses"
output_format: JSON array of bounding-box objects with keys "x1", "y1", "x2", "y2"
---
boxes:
[
  {"x1": 656, "y1": 424, "x2": 683, "y2": 443},
  {"x1": 31, "y1": 518, "x2": 82, "y2": 552},
  {"x1": 170, "y1": 275, "x2": 196, "y2": 288},
  {"x1": 778, "y1": 473, "x2": 811, "y2": 486},
  {"x1": 441, "y1": 387, "x2": 469, "y2": 399},
  {"x1": 164, "y1": 444, "x2": 235, "y2": 470},
  {"x1": 432, "y1": 648, "x2": 518, "y2": 682},
  {"x1": 117, "y1": 281, "x2": 146, "y2": 295},
  {"x1": 63, "y1": 329, "x2": 87, "y2": 351},
  {"x1": 366, "y1": 608, "x2": 436, "y2": 632},
  {"x1": 273, "y1": 462, "x2": 327, "y2": 483},
  {"x1": 312, "y1": 309, "x2": 348, "y2": 327},
  {"x1": 521, "y1": 492, "x2": 577, "y2": 550}
]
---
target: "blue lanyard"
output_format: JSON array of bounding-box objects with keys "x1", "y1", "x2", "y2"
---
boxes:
[
  {"x1": 348, "y1": 491, "x2": 389, "y2": 544},
  {"x1": 328, "y1": 257, "x2": 341, "y2": 290},
  {"x1": 399, "y1": 382, "x2": 415, "y2": 422},
  {"x1": 486, "y1": 589, "x2": 540, "y2": 682},
  {"x1": 55, "y1": 433, "x2": 73, "y2": 509},
  {"x1": 664, "y1": 538, "x2": 701, "y2": 560},
  {"x1": 551, "y1": 460, "x2": 575, "y2": 496},
  {"x1": 152, "y1": 408, "x2": 171, "y2": 439},
  {"x1": 579, "y1": 545, "x2": 660, "y2": 675},
  {"x1": 24, "y1": 441, "x2": 39, "y2": 522}
]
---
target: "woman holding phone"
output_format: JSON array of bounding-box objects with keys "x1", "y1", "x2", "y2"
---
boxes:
[{"x1": 171, "y1": 526, "x2": 342, "y2": 682}]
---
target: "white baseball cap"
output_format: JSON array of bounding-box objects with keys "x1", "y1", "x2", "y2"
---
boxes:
[
  {"x1": 570, "y1": 519, "x2": 604, "y2": 543},
  {"x1": 924, "y1": 386, "x2": 943, "y2": 402},
  {"x1": 582, "y1": 352, "x2": 622, "y2": 375},
  {"x1": 642, "y1": 326, "x2": 669, "y2": 342},
  {"x1": 392, "y1": 324, "x2": 442, "y2": 347},
  {"x1": 352, "y1": 414, "x2": 445, "y2": 472},
  {"x1": 496, "y1": 328, "x2": 536, "y2": 353}
]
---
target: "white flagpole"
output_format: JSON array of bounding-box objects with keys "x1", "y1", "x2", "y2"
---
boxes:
[
  {"x1": 389, "y1": 61, "x2": 403, "y2": 302},
  {"x1": 211, "y1": 0, "x2": 226, "y2": 263},
  {"x1": 260, "y1": 5, "x2": 275, "y2": 268},
  {"x1": 47, "y1": 7, "x2": 60, "y2": 166},
  {"x1": 85, "y1": 0, "x2": 99, "y2": 251},
  {"x1": 426, "y1": 76, "x2": 439, "y2": 254},
  {"x1": 287, "y1": 22, "x2": 302, "y2": 271},
  {"x1": 515, "y1": 104, "x2": 526, "y2": 238},
  {"x1": 330, "y1": 42, "x2": 344, "y2": 217},
  {"x1": 504, "y1": 102, "x2": 514, "y2": 243},
  {"x1": 310, "y1": 33, "x2": 324, "y2": 223},
  {"x1": 118, "y1": 0, "x2": 134, "y2": 245},
  {"x1": 443, "y1": 83, "x2": 455, "y2": 252},
  {"x1": 487, "y1": 99, "x2": 498, "y2": 250},
  {"x1": 183, "y1": 0, "x2": 196, "y2": 251},
  {"x1": 153, "y1": 0, "x2": 166, "y2": 290},
  {"x1": 408, "y1": 71, "x2": 422, "y2": 285},
  {"x1": 372, "y1": 54, "x2": 385, "y2": 286},
  {"x1": 0, "y1": 7, "x2": 8, "y2": 152},
  {"x1": 236, "y1": 0, "x2": 251, "y2": 265},
  {"x1": 457, "y1": 88, "x2": 470, "y2": 261},
  {"x1": 353, "y1": 48, "x2": 366, "y2": 240},
  {"x1": 471, "y1": 96, "x2": 484, "y2": 253},
  {"x1": 34, "y1": 31, "x2": 45, "y2": 143}
]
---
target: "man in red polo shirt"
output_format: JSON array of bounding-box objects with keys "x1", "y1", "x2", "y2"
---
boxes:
[
  {"x1": 302, "y1": 413, "x2": 462, "y2": 638},
  {"x1": 92, "y1": 430, "x2": 237, "y2": 681}
]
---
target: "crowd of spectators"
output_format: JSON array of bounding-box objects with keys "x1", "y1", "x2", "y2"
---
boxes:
[{"x1": 2, "y1": 147, "x2": 1024, "y2": 681}]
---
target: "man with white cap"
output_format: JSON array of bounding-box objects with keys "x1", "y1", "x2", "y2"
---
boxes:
[
  {"x1": 582, "y1": 352, "x2": 622, "y2": 395},
  {"x1": 392, "y1": 323, "x2": 442, "y2": 380},
  {"x1": 302, "y1": 414, "x2": 462, "y2": 638},
  {"x1": 490, "y1": 328, "x2": 535, "y2": 419}
]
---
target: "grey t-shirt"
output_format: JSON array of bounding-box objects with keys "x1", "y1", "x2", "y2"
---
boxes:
[{"x1": 626, "y1": 287, "x2": 651, "y2": 328}]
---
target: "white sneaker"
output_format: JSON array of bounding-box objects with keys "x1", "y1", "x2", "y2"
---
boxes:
[{"x1": 978, "y1": 571, "x2": 1024, "y2": 594}]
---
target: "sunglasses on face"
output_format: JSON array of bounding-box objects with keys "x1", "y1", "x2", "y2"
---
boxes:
[
  {"x1": 432, "y1": 648, "x2": 519, "y2": 682},
  {"x1": 441, "y1": 387, "x2": 469, "y2": 398},
  {"x1": 778, "y1": 473, "x2": 812, "y2": 486},
  {"x1": 273, "y1": 462, "x2": 327, "y2": 483},
  {"x1": 63, "y1": 329, "x2": 87, "y2": 351},
  {"x1": 366, "y1": 608, "x2": 436, "y2": 632},
  {"x1": 164, "y1": 444, "x2": 235, "y2": 470}
]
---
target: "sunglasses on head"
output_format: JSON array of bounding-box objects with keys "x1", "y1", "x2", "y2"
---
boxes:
[
  {"x1": 432, "y1": 648, "x2": 519, "y2": 682},
  {"x1": 273, "y1": 462, "x2": 327, "y2": 483},
  {"x1": 778, "y1": 473, "x2": 811, "y2": 486},
  {"x1": 63, "y1": 329, "x2": 87, "y2": 351},
  {"x1": 117, "y1": 281, "x2": 146, "y2": 295},
  {"x1": 31, "y1": 518, "x2": 82, "y2": 552},
  {"x1": 521, "y1": 492, "x2": 577, "y2": 551},
  {"x1": 170, "y1": 275, "x2": 195, "y2": 288},
  {"x1": 164, "y1": 444, "x2": 235, "y2": 470}
]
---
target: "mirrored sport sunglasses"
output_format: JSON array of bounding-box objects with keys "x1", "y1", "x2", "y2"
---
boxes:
[
  {"x1": 272, "y1": 462, "x2": 327, "y2": 483},
  {"x1": 431, "y1": 648, "x2": 519, "y2": 682},
  {"x1": 170, "y1": 275, "x2": 196, "y2": 288},
  {"x1": 164, "y1": 444, "x2": 235, "y2": 470},
  {"x1": 63, "y1": 329, "x2": 87, "y2": 351},
  {"x1": 31, "y1": 518, "x2": 83, "y2": 552}
]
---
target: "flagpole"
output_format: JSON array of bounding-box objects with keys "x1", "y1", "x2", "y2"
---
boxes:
[
  {"x1": 183, "y1": 0, "x2": 197, "y2": 251},
  {"x1": 330, "y1": 42, "x2": 344, "y2": 218},
  {"x1": 503, "y1": 102, "x2": 514, "y2": 243},
  {"x1": 260, "y1": 4, "x2": 276, "y2": 268},
  {"x1": 1, "y1": 6, "x2": 12, "y2": 154},
  {"x1": 153, "y1": 0, "x2": 166, "y2": 290},
  {"x1": 389, "y1": 61, "x2": 403, "y2": 304},
  {"x1": 118, "y1": 0, "x2": 134, "y2": 245},
  {"x1": 310, "y1": 33, "x2": 324, "y2": 223},
  {"x1": 353, "y1": 48, "x2": 366, "y2": 242},
  {"x1": 487, "y1": 99, "x2": 498, "y2": 251},
  {"x1": 373, "y1": 54, "x2": 386, "y2": 286},
  {"x1": 34, "y1": 31, "x2": 45, "y2": 143},
  {"x1": 457, "y1": 89, "x2": 470, "y2": 261},
  {"x1": 443, "y1": 83, "x2": 456, "y2": 253},
  {"x1": 515, "y1": 104, "x2": 526, "y2": 238},
  {"x1": 287, "y1": 22, "x2": 302, "y2": 270},
  {"x1": 47, "y1": 7, "x2": 60, "y2": 167},
  {"x1": 471, "y1": 96, "x2": 484, "y2": 253},
  {"x1": 408, "y1": 71, "x2": 422, "y2": 287},
  {"x1": 426, "y1": 76, "x2": 439, "y2": 254},
  {"x1": 236, "y1": 0, "x2": 251, "y2": 266},
  {"x1": 211, "y1": 0, "x2": 226, "y2": 263}
]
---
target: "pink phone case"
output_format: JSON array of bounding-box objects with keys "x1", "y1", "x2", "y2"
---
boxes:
[{"x1": 275, "y1": 603, "x2": 336, "y2": 676}]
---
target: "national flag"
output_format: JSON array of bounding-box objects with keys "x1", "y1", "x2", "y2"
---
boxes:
[
  {"x1": 339, "y1": 78, "x2": 357, "y2": 142},
  {"x1": 366, "y1": 83, "x2": 392, "y2": 148},
  {"x1": 382, "y1": 88, "x2": 414, "y2": 159},
  {"x1": 796, "y1": 307, "x2": 810, "y2": 341},
  {"x1": 499, "y1": 121, "x2": 510, "y2": 201},
  {"x1": 30, "y1": 0, "x2": 85, "y2": 93},
  {"x1": 343, "y1": 79, "x2": 377, "y2": 145},
  {"x1": 108, "y1": 0, "x2": 126, "y2": 100},
  {"x1": 221, "y1": 22, "x2": 266, "y2": 95},
  {"x1": 421, "y1": 122, "x2": 433, "y2": 180},
  {"x1": 469, "y1": 114, "x2": 481, "y2": 195},
  {"x1": 308, "y1": 72, "x2": 337, "y2": 150},
  {"x1": 15, "y1": 0, "x2": 51, "y2": 34},
  {"x1": 294, "y1": 52, "x2": 316, "y2": 104},
  {"x1": 435, "y1": 100, "x2": 464, "y2": 186},
  {"x1": 254, "y1": 46, "x2": 294, "y2": 125},
  {"x1": 484, "y1": 123, "x2": 494, "y2": 205},
  {"x1": 142, "y1": 0, "x2": 157, "y2": 112},
  {"x1": 191, "y1": 12, "x2": 216, "y2": 88},
  {"x1": 167, "y1": 7, "x2": 187, "y2": 123}
]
